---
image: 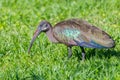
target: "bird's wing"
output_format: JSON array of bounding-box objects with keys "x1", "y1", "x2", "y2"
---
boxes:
[{"x1": 53, "y1": 19, "x2": 114, "y2": 48}]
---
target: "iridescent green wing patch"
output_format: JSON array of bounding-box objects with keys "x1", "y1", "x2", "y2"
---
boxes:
[{"x1": 63, "y1": 28, "x2": 80, "y2": 39}]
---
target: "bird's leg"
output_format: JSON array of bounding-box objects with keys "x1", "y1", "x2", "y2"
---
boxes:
[
  {"x1": 67, "y1": 46, "x2": 72, "y2": 58},
  {"x1": 80, "y1": 47, "x2": 85, "y2": 61}
]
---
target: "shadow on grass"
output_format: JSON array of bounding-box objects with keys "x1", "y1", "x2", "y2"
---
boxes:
[
  {"x1": 21, "y1": 71, "x2": 45, "y2": 80},
  {"x1": 74, "y1": 48, "x2": 120, "y2": 61}
]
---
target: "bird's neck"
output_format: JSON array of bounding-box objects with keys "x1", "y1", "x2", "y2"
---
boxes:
[{"x1": 46, "y1": 28, "x2": 58, "y2": 43}]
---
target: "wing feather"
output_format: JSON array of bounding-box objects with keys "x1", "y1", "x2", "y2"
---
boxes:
[{"x1": 53, "y1": 19, "x2": 115, "y2": 48}]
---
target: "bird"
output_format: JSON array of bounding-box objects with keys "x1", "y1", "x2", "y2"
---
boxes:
[{"x1": 28, "y1": 19, "x2": 115, "y2": 60}]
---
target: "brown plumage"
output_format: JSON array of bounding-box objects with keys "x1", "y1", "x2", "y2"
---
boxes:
[{"x1": 28, "y1": 19, "x2": 115, "y2": 60}]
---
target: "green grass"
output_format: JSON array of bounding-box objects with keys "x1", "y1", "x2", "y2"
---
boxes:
[{"x1": 0, "y1": 0, "x2": 120, "y2": 80}]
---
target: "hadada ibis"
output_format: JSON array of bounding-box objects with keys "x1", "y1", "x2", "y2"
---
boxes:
[{"x1": 28, "y1": 19, "x2": 115, "y2": 60}]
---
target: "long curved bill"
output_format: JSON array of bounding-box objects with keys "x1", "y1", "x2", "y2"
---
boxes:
[{"x1": 28, "y1": 29, "x2": 41, "y2": 53}]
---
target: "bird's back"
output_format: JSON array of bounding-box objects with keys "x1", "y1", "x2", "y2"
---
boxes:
[{"x1": 53, "y1": 19, "x2": 115, "y2": 48}]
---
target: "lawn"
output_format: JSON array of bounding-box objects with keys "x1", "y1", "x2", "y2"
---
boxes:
[{"x1": 0, "y1": 0, "x2": 120, "y2": 80}]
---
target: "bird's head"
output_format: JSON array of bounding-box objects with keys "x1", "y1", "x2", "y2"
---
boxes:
[
  {"x1": 37, "y1": 20, "x2": 51, "y2": 32},
  {"x1": 28, "y1": 20, "x2": 51, "y2": 53}
]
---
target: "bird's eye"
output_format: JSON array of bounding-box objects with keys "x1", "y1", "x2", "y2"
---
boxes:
[
  {"x1": 42, "y1": 24, "x2": 49, "y2": 31},
  {"x1": 45, "y1": 24, "x2": 48, "y2": 27}
]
